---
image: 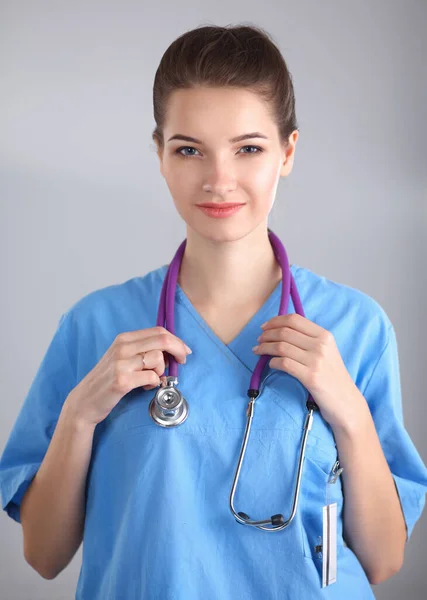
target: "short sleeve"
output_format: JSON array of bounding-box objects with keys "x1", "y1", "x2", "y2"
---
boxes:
[
  {"x1": 362, "y1": 325, "x2": 427, "y2": 541},
  {"x1": 0, "y1": 312, "x2": 76, "y2": 524}
]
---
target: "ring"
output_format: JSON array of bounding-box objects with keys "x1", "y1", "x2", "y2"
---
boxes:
[{"x1": 140, "y1": 351, "x2": 146, "y2": 369}]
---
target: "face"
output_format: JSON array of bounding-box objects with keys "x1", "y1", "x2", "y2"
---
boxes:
[{"x1": 155, "y1": 86, "x2": 298, "y2": 242}]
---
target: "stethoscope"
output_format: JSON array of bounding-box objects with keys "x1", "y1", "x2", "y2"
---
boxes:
[{"x1": 148, "y1": 228, "x2": 319, "y2": 531}]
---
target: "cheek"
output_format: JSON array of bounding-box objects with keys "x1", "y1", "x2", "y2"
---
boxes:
[
  {"x1": 248, "y1": 163, "x2": 281, "y2": 206},
  {"x1": 162, "y1": 167, "x2": 198, "y2": 210},
  {"x1": 164, "y1": 164, "x2": 198, "y2": 191},
  {"x1": 252, "y1": 161, "x2": 280, "y2": 188}
]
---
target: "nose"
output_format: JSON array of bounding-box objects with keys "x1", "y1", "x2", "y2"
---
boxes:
[{"x1": 202, "y1": 160, "x2": 237, "y2": 195}]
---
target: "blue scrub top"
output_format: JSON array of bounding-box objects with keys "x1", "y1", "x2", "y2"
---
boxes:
[{"x1": 1, "y1": 263, "x2": 427, "y2": 599}]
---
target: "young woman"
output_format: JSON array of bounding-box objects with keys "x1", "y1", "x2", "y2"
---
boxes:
[{"x1": 1, "y1": 24, "x2": 426, "y2": 600}]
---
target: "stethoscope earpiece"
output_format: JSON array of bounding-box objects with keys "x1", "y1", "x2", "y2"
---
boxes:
[{"x1": 236, "y1": 512, "x2": 285, "y2": 528}]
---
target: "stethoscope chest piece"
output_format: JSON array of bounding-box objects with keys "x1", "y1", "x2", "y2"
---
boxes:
[{"x1": 148, "y1": 376, "x2": 189, "y2": 427}]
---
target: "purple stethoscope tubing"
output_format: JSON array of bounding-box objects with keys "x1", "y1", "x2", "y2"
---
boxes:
[
  {"x1": 156, "y1": 228, "x2": 318, "y2": 410},
  {"x1": 153, "y1": 228, "x2": 321, "y2": 531}
]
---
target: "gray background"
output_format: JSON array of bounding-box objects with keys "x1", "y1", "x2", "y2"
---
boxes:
[{"x1": 1, "y1": 1, "x2": 426, "y2": 598}]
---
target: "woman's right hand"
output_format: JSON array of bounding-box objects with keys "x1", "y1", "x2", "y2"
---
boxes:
[{"x1": 65, "y1": 326, "x2": 192, "y2": 427}]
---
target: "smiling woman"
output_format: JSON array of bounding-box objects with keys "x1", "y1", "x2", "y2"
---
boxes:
[
  {"x1": 153, "y1": 83, "x2": 298, "y2": 309},
  {"x1": 0, "y1": 21, "x2": 426, "y2": 600}
]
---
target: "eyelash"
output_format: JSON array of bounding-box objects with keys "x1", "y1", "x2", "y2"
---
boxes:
[{"x1": 175, "y1": 145, "x2": 264, "y2": 158}]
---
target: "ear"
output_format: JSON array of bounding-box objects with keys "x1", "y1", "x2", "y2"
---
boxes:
[
  {"x1": 153, "y1": 138, "x2": 164, "y2": 177},
  {"x1": 279, "y1": 130, "x2": 299, "y2": 177},
  {"x1": 157, "y1": 150, "x2": 164, "y2": 178}
]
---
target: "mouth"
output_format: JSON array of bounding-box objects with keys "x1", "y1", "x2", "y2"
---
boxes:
[
  {"x1": 196, "y1": 203, "x2": 246, "y2": 208},
  {"x1": 196, "y1": 203, "x2": 245, "y2": 219}
]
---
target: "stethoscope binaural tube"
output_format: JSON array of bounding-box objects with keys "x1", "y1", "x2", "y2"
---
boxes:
[
  {"x1": 149, "y1": 229, "x2": 319, "y2": 530},
  {"x1": 229, "y1": 390, "x2": 316, "y2": 531},
  {"x1": 227, "y1": 229, "x2": 319, "y2": 531}
]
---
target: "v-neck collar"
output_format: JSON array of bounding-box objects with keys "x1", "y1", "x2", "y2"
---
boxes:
[{"x1": 156, "y1": 263, "x2": 299, "y2": 375}]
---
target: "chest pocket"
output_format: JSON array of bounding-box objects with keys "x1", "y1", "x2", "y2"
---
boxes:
[{"x1": 263, "y1": 371, "x2": 347, "y2": 568}]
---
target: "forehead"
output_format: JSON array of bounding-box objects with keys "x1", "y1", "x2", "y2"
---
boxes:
[{"x1": 164, "y1": 87, "x2": 277, "y2": 140}]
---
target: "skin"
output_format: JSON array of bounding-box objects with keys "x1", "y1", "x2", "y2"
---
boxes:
[
  {"x1": 153, "y1": 86, "x2": 407, "y2": 584},
  {"x1": 154, "y1": 85, "x2": 296, "y2": 308}
]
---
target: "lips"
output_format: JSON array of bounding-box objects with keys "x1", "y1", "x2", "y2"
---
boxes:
[
  {"x1": 196, "y1": 204, "x2": 245, "y2": 219},
  {"x1": 196, "y1": 203, "x2": 245, "y2": 208}
]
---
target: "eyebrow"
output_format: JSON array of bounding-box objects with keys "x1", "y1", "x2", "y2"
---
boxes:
[{"x1": 167, "y1": 132, "x2": 269, "y2": 144}]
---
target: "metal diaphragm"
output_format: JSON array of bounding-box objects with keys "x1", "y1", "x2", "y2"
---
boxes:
[{"x1": 148, "y1": 376, "x2": 189, "y2": 427}]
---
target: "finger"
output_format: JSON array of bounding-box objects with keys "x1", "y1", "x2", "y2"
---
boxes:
[
  {"x1": 262, "y1": 314, "x2": 323, "y2": 337},
  {"x1": 255, "y1": 341, "x2": 309, "y2": 366},
  {"x1": 131, "y1": 369, "x2": 161, "y2": 391},
  {"x1": 135, "y1": 349, "x2": 169, "y2": 377},
  {"x1": 129, "y1": 333, "x2": 190, "y2": 365},
  {"x1": 134, "y1": 352, "x2": 164, "y2": 391},
  {"x1": 136, "y1": 349, "x2": 184, "y2": 381},
  {"x1": 116, "y1": 326, "x2": 169, "y2": 343},
  {"x1": 116, "y1": 336, "x2": 188, "y2": 367},
  {"x1": 144, "y1": 374, "x2": 169, "y2": 391},
  {"x1": 258, "y1": 327, "x2": 313, "y2": 351},
  {"x1": 117, "y1": 326, "x2": 192, "y2": 351}
]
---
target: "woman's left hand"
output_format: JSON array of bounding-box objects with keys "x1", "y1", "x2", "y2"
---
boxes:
[{"x1": 253, "y1": 314, "x2": 362, "y2": 429}]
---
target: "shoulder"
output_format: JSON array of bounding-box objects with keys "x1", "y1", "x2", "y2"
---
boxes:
[
  {"x1": 59, "y1": 264, "x2": 167, "y2": 337},
  {"x1": 292, "y1": 263, "x2": 393, "y2": 349}
]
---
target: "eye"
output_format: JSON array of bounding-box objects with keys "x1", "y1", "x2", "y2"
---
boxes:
[
  {"x1": 175, "y1": 146, "x2": 201, "y2": 158},
  {"x1": 239, "y1": 145, "x2": 264, "y2": 154},
  {"x1": 175, "y1": 145, "x2": 264, "y2": 158}
]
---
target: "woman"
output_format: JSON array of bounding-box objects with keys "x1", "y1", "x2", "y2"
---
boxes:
[{"x1": 1, "y1": 23, "x2": 426, "y2": 600}]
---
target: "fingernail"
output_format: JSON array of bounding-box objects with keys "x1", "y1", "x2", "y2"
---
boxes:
[
  {"x1": 184, "y1": 344, "x2": 192, "y2": 354},
  {"x1": 260, "y1": 322, "x2": 268, "y2": 329},
  {"x1": 252, "y1": 345, "x2": 259, "y2": 352}
]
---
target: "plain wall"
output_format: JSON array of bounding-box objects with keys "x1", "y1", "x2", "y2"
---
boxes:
[{"x1": 1, "y1": 1, "x2": 426, "y2": 598}]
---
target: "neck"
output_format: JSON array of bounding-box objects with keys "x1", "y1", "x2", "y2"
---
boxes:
[{"x1": 177, "y1": 224, "x2": 284, "y2": 307}]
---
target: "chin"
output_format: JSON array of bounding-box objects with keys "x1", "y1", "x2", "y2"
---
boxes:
[{"x1": 186, "y1": 218, "x2": 265, "y2": 244}]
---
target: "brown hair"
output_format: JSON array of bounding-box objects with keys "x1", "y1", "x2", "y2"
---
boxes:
[{"x1": 152, "y1": 23, "x2": 299, "y2": 152}]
